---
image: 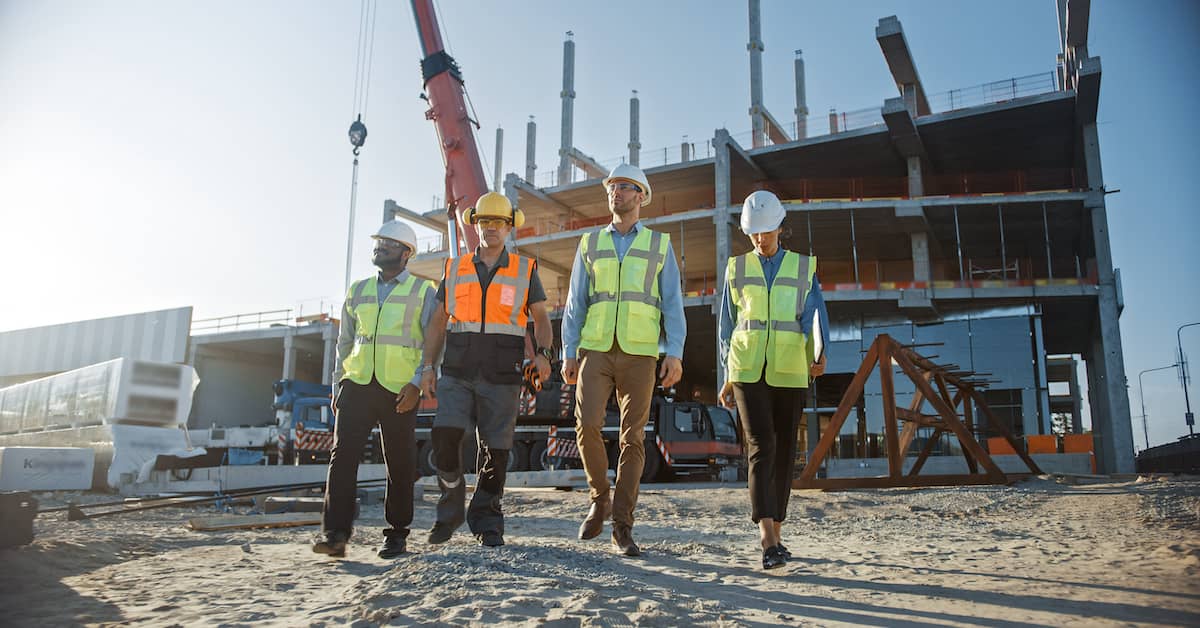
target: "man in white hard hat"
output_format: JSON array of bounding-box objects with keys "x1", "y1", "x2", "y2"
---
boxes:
[
  {"x1": 418, "y1": 192, "x2": 553, "y2": 548},
  {"x1": 561, "y1": 163, "x2": 686, "y2": 557},
  {"x1": 313, "y1": 220, "x2": 437, "y2": 560}
]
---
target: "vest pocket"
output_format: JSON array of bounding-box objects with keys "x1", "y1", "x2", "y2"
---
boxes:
[
  {"x1": 772, "y1": 333, "x2": 807, "y2": 373},
  {"x1": 624, "y1": 306, "x2": 659, "y2": 344},
  {"x1": 728, "y1": 332, "x2": 762, "y2": 373}
]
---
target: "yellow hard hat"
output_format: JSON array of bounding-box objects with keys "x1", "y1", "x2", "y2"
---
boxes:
[{"x1": 462, "y1": 191, "x2": 525, "y2": 228}]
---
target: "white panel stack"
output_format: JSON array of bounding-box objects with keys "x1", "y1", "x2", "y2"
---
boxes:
[{"x1": 0, "y1": 447, "x2": 95, "y2": 490}]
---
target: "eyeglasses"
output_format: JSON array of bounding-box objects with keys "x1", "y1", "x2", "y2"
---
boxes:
[
  {"x1": 608, "y1": 182, "x2": 641, "y2": 193},
  {"x1": 476, "y1": 217, "x2": 512, "y2": 228},
  {"x1": 374, "y1": 238, "x2": 407, "y2": 250}
]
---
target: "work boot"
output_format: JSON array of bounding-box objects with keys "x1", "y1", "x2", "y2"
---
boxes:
[
  {"x1": 312, "y1": 531, "x2": 348, "y2": 557},
  {"x1": 377, "y1": 536, "x2": 407, "y2": 559},
  {"x1": 611, "y1": 524, "x2": 640, "y2": 557},
  {"x1": 427, "y1": 521, "x2": 459, "y2": 545},
  {"x1": 577, "y1": 495, "x2": 611, "y2": 540},
  {"x1": 477, "y1": 531, "x2": 504, "y2": 547}
]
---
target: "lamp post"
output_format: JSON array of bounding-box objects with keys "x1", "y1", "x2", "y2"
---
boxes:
[
  {"x1": 1178, "y1": 322, "x2": 1200, "y2": 435},
  {"x1": 1138, "y1": 364, "x2": 1179, "y2": 451}
]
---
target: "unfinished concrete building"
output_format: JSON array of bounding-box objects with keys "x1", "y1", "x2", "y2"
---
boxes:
[{"x1": 408, "y1": 0, "x2": 1134, "y2": 473}]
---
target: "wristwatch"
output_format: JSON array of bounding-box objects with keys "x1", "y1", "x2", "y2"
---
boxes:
[
  {"x1": 536, "y1": 346, "x2": 554, "y2": 362},
  {"x1": 416, "y1": 363, "x2": 436, "y2": 375}
]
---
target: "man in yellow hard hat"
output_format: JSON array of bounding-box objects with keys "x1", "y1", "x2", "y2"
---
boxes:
[
  {"x1": 561, "y1": 163, "x2": 686, "y2": 557},
  {"x1": 313, "y1": 220, "x2": 436, "y2": 560},
  {"x1": 419, "y1": 192, "x2": 553, "y2": 547}
]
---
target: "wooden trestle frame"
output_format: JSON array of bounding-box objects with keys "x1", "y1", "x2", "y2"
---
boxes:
[{"x1": 794, "y1": 334, "x2": 1042, "y2": 490}]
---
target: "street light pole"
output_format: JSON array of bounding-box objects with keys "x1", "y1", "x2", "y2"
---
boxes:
[
  {"x1": 1138, "y1": 363, "x2": 1179, "y2": 451},
  {"x1": 1178, "y1": 322, "x2": 1200, "y2": 435}
]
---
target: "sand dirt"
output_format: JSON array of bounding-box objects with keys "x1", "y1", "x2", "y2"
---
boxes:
[{"x1": 3, "y1": 475, "x2": 1199, "y2": 627}]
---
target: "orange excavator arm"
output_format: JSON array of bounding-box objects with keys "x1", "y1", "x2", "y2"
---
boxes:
[{"x1": 410, "y1": 0, "x2": 487, "y2": 257}]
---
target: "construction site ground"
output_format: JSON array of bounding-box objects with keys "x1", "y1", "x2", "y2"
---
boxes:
[{"x1": 3, "y1": 476, "x2": 1198, "y2": 627}]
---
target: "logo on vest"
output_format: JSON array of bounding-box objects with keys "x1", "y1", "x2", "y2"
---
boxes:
[{"x1": 499, "y1": 285, "x2": 515, "y2": 307}]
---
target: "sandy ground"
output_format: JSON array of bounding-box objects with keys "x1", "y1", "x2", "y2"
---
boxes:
[{"x1": 2, "y1": 475, "x2": 1199, "y2": 627}]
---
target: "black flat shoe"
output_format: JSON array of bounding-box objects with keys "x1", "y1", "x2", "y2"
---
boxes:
[
  {"x1": 762, "y1": 545, "x2": 786, "y2": 570},
  {"x1": 427, "y1": 522, "x2": 458, "y2": 545},
  {"x1": 478, "y1": 531, "x2": 504, "y2": 547},
  {"x1": 777, "y1": 543, "x2": 792, "y2": 560},
  {"x1": 378, "y1": 536, "x2": 407, "y2": 559}
]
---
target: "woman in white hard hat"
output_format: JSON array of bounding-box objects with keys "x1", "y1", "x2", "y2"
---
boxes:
[{"x1": 718, "y1": 190, "x2": 828, "y2": 570}]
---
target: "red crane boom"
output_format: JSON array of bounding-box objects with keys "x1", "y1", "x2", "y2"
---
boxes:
[{"x1": 410, "y1": 0, "x2": 487, "y2": 256}]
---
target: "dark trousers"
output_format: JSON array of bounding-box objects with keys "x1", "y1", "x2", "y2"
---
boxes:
[
  {"x1": 432, "y1": 426, "x2": 509, "y2": 536},
  {"x1": 732, "y1": 379, "x2": 805, "y2": 523},
  {"x1": 322, "y1": 378, "x2": 417, "y2": 540}
]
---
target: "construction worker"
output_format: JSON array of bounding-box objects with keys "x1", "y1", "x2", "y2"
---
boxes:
[
  {"x1": 718, "y1": 190, "x2": 828, "y2": 570},
  {"x1": 313, "y1": 220, "x2": 436, "y2": 560},
  {"x1": 419, "y1": 192, "x2": 553, "y2": 548},
  {"x1": 561, "y1": 163, "x2": 686, "y2": 557}
]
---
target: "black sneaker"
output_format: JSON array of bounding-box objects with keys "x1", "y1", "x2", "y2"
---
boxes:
[
  {"x1": 762, "y1": 545, "x2": 786, "y2": 570},
  {"x1": 478, "y1": 531, "x2": 505, "y2": 547},
  {"x1": 777, "y1": 543, "x2": 793, "y2": 560},
  {"x1": 378, "y1": 536, "x2": 407, "y2": 559},
  {"x1": 427, "y1": 521, "x2": 458, "y2": 545},
  {"x1": 312, "y1": 532, "x2": 348, "y2": 557}
]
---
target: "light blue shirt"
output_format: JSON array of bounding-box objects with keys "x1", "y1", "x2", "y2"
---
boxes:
[
  {"x1": 718, "y1": 248, "x2": 829, "y2": 368},
  {"x1": 561, "y1": 222, "x2": 686, "y2": 360}
]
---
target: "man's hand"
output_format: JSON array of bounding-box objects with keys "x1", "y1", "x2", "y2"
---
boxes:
[
  {"x1": 534, "y1": 355, "x2": 551, "y2": 383},
  {"x1": 719, "y1": 381, "x2": 736, "y2": 409},
  {"x1": 659, "y1": 356, "x2": 683, "y2": 389},
  {"x1": 561, "y1": 357, "x2": 579, "y2": 385},
  {"x1": 419, "y1": 369, "x2": 437, "y2": 400},
  {"x1": 395, "y1": 383, "x2": 421, "y2": 414},
  {"x1": 810, "y1": 353, "x2": 826, "y2": 378}
]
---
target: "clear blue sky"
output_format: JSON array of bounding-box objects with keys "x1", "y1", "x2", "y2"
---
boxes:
[{"x1": 1, "y1": 1, "x2": 1197, "y2": 448}]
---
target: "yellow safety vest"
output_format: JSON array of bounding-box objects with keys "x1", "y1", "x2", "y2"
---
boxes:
[
  {"x1": 726, "y1": 251, "x2": 815, "y2": 387},
  {"x1": 578, "y1": 226, "x2": 670, "y2": 357},
  {"x1": 341, "y1": 275, "x2": 434, "y2": 393}
]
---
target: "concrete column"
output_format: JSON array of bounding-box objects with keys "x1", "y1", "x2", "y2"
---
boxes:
[
  {"x1": 282, "y1": 330, "x2": 297, "y2": 381},
  {"x1": 910, "y1": 232, "x2": 930, "y2": 283},
  {"x1": 681, "y1": 137, "x2": 691, "y2": 162},
  {"x1": 713, "y1": 129, "x2": 733, "y2": 386},
  {"x1": 1069, "y1": 359, "x2": 1083, "y2": 433},
  {"x1": 794, "y1": 50, "x2": 808, "y2": 139},
  {"x1": 493, "y1": 127, "x2": 504, "y2": 192},
  {"x1": 1021, "y1": 388, "x2": 1041, "y2": 437},
  {"x1": 829, "y1": 109, "x2": 839, "y2": 134},
  {"x1": 321, "y1": 323, "x2": 337, "y2": 386},
  {"x1": 747, "y1": 0, "x2": 765, "y2": 148},
  {"x1": 628, "y1": 90, "x2": 641, "y2": 166},
  {"x1": 557, "y1": 32, "x2": 576, "y2": 186},
  {"x1": 525, "y1": 116, "x2": 537, "y2": 183},
  {"x1": 901, "y1": 84, "x2": 918, "y2": 116},
  {"x1": 1033, "y1": 313, "x2": 1052, "y2": 434},
  {"x1": 1082, "y1": 121, "x2": 1134, "y2": 473},
  {"x1": 906, "y1": 155, "x2": 923, "y2": 197}
]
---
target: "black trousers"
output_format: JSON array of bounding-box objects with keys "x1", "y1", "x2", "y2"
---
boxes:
[
  {"x1": 732, "y1": 379, "x2": 805, "y2": 523},
  {"x1": 322, "y1": 378, "x2": 417, "y2": 540}
]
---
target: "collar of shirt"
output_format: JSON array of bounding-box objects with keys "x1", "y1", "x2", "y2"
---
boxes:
[
  {"x1": 472, "y1": 245, "x2": 510, "y2": 269},
  {"x1": 603, "y1": 221, "x2": 641, "y2": 239},
  {"x1": 376, "y1": 269, "x2": 410, "y2": 285},
  {"x1": 755, "y1": 247, "x2": 786, "y2": 267}
]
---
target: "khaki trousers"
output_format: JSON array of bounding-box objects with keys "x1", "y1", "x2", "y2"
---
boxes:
[{"x1": 574, "y1": 346, "x2": 657, "y2": 527}]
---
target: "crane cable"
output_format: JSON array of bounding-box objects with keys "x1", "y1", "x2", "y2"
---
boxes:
[{"x1": 344, "y1": 0, "x2": 379, "y2": 292}]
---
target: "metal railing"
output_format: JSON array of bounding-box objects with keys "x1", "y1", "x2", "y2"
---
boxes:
[
  {"x1": 534, "y1": 71, "x2": 1058, "y2": 187},
  {"x1": 191, "y1": 309, "x2": 295, "y2": 334}
]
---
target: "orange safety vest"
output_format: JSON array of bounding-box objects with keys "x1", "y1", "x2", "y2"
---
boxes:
[{"x1": 443, "y1": 252, "x2": 533, "y2": 337}]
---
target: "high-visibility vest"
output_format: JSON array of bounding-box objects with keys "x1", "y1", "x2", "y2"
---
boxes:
[
  {"x1": 341, "y1": 274, "x2": 435, "y2": 394},
  {"x1": 725, "y1": 251, "x2": 815, "y2": 387},
  {"x1": 443, "y1": 252, "x2": 533, "y2": 337},
  {"x1": 578, "y1": 227, "x2": 670, "y2": 357}
]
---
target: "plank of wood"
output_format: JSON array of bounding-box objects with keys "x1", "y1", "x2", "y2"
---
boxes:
[{"x1": 187, "y1": 512, "x2": 321, "y2": 531}]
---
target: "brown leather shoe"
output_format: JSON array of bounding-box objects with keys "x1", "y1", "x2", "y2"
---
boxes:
[
  {"x1": 611, "y1": 524, "x2": 640, "y2": 557},
  {"x1": 577, "y1": 496, "x2": 611, "y2": 540}
]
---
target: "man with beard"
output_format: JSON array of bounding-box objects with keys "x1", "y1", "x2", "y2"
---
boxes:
[
  {"x1": 313, "y1": 220, "x2": 436, "y2": 559},
  {"x1": 419, "y1": 192, "x2": 553, "y2": 548},
  {"x1": 561, "y1": 164, "x2": 686, "y2": 557}
]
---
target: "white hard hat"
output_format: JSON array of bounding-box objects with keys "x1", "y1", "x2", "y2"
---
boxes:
[
  {"x1": 602, "y1": 163, "x2": 652, "y2": 207},
  {"x1": 372, "y1": 220, "x2": 418, "y2": 252},
  {"x1": 740, "y1": 190, "x2": 786, "y2": 234}
]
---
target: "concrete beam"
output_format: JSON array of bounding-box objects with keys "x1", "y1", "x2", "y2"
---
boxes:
[
  {"x1": 384, "y1": 199, "x2": 446, "y2": 234},
  {"x1": 722, "y1": 132, "x2": 768, "y2": 181},
  {"x1": 1064, "y1": 0, "x2": 1091, "y2": 49},
  {"x1": 1074, "y1": 56, "x2": 1101, "y2": 124},
  {"x1": 512, "y1": 177, "x2": 581, "y2": 222},
  {"x1": 761, "y1": 106, "x2": 792, "y2": 145},
  {"x1": 565, "y1": 147, "x2": 607, "y2": 180},
  {"x1": 875, "y1": 16, "x2": 931, "y2": 116},
  {"x1": 882, "y1": 97, "x2": 927, "y2": 161}
]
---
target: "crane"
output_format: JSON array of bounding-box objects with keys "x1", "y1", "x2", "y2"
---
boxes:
[{"x1": 410, "y1": 0, "x2": 487, "y2": 257}]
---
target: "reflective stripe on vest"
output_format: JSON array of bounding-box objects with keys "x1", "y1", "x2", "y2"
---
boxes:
[
  {"x1": 341, "y1": 275, "x2": 433, "y2": 394},
  {"x1": 726, "y1": 252, "x2": 814, "y2": 387},
  {"x1": 578, "y1": 227, "x2": 669, "y2": 357},
  {"x1": 444, "y1": 252, "x2": 532, "y2": 337}
]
